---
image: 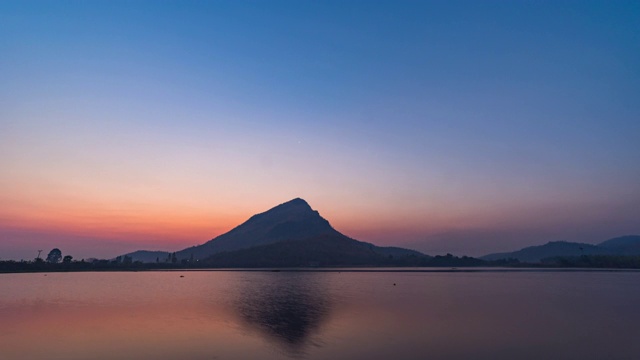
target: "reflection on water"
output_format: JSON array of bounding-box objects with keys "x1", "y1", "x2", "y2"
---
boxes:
[
  {"x1": 1, "y1": 270, "x2": 640, "y2": 360},
  {"x1": 233, "y1": 273, "x2": 331, "y2": 356}
]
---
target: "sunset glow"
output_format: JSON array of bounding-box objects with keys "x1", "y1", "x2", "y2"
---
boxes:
[{"x1": 1, "y1": 1, "x2": 638, "y2": 260}]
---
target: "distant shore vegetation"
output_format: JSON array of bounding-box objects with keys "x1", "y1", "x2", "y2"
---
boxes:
[{"x1": 1, "y1": 250, "x2": 639, "y2": 273}]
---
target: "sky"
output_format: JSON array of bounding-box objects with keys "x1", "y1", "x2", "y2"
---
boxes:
[{"x1": 1, "y1": 0, "x2": 639, "y2": 260}]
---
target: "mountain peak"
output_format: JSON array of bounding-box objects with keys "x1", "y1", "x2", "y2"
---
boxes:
[
  {"x1": 257, "y1": 198, "x2": 315, "y2": 219},
  {"x1": 288, "y1": 197, "x2": 307, "y2": 203},
  {"x1": 275, "y1": 197, "x2": 311, "y2": 209}
]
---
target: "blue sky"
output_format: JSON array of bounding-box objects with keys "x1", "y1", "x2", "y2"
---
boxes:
[{"x1": 1, "y1": 1, "x2": 639, "y2": 259}]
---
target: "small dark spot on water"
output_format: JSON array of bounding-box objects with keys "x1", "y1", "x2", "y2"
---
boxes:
[
  {"x1": 180, "y1": 275, "x2": 184, "y2": 278},
  {"x1": 393, "y1": 283, "x2": 396, "y2": 286}
]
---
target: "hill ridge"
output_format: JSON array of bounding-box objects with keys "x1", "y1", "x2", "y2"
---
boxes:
[{"x1": 482, "y1": 235, "x2": 640, "y2": 263}]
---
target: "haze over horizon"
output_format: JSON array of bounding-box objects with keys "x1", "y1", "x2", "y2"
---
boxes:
[{"x1": 1, "y1": 1, "x2": 639, "y2": 260}]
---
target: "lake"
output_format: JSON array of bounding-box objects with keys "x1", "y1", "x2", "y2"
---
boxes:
[{"x1": 1, "y1": 269, "x2": 638, "y2": 360}]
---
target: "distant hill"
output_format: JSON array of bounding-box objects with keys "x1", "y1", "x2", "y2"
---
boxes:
[
  {"x1": 482, "y1": 235, "x2": 640, "y2": 263},
  {"x1": 124, "y1": 250, "x2": 170, "y2": 263},
  {"x1": 124, "y1": 198, "x2": 424, "y2": 265},
  {"x1": 481, "y1": 241, "x2": 604, "y2": 263},
  {"x1": 598, "y1": 235, "x2": 640, "y2": 255}
]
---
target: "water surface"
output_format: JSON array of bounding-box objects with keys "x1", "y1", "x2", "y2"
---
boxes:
[{"x1": 1, "y1": 270, "x2": 638, "y2": 359}]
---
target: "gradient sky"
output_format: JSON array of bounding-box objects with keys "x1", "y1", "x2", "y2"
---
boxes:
[{"x1": 1, "y1": 1, "x2": 639, "y2": 260}]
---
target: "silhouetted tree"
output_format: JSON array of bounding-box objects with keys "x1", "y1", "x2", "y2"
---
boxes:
[
  {"x1": 46, "y1": 249, "x2": 62, "y2": 263},
  {"x1": 171, "y1": 252, "x2": 177, "y2": 264},
  {"x1": 63, "y1": 255, "x2": 73, "y2": 263}
]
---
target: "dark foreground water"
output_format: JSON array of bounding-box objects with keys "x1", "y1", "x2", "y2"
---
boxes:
[{"x1": 0, "y1": 269, "x2": 639, "y2": 360}]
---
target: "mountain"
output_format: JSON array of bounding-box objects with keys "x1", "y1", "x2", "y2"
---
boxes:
[
  {"x1": 482, "y1": 241, "x2": 604, "y2": 263},
  {"x1": 598, "y1": 235, "x2": 640, "y2": 255},
  {"x1": 125, "y1": 198, "x2": 424, "y2": 265},
  {"x1": 482, "y1": 235, "x2": 640, "y2": 263},
  {"x1": 175, "y1": 198, "x2": 344, "y2": 260},
  {"x1": 203, "y1": 234, "x2": 423, "y2": 267}
]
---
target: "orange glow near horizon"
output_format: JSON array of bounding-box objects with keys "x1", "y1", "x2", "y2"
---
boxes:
[
  {"x1": 1, "y1": 157, "x2": 639, "y2": 260},
  {"x1": 0, "y1": 205, "x2": 242, "y2": 246},
  {"x1": 0, "y1": 189, "x2": 468, "y2": 245},
  {"x1": 2, "y1": 186, "x2": 639, "y2": 259}
]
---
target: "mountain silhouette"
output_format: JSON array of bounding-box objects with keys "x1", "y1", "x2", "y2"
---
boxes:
[
  {"x1": 598, "y1": 235, "x2": 640, "y2": 255},
  {"x1": 481, "y1": 241, "x2": 603, "y2": 263},
  {"x1": 176, "y1": 198, "x2": 342, "y2": 260},
  {"x1": 482, "y1": 235, "x2": 640, "y2": 263},
  {"x1": 125, "y1": 198, "x2": 423, "y2": 265}
]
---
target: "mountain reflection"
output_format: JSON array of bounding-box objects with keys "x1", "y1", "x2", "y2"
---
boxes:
[{"x1": 233, "y1": 272, "x2": 333, "y2": 357}]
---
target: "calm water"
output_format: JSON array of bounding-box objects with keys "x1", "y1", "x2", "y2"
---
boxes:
[{"x1": 1, "y1": 270, "x2": 639, "y2": 360}]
